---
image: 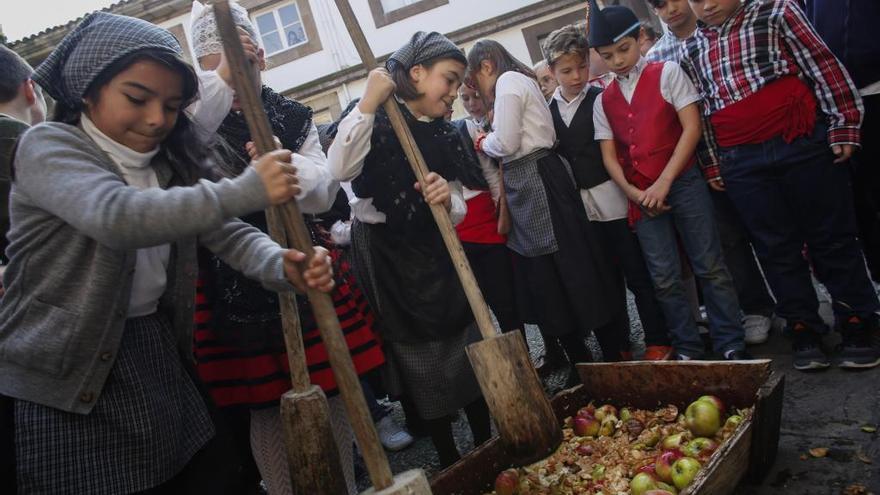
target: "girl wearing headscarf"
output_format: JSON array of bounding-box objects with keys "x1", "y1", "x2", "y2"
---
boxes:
[
  {"x1": 328, "y1": 31, "x2": 492, "y2": 468},
  {"x1": 185, "y1": 3, "x2": 385, "y2": 493},
  {"x1": 0, "y1": 12, "x2": 335, "y2": 494}
]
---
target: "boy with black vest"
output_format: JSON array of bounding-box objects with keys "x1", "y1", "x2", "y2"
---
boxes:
[
  {"x1": 589, "y1": 0, "x2": 748, "y2": 361},
  {"x1": 543, "y1": 24, "x2": 672, "y2": 360}
]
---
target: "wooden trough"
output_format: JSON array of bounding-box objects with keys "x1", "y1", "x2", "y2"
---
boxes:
[{"x1": 430, "y1": 360, "x2": 784, "y2": 495}]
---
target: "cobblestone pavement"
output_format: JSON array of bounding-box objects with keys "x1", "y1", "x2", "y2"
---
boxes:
[{"x1": 355, "y1": 289, "x2": 880, "y2": 494}]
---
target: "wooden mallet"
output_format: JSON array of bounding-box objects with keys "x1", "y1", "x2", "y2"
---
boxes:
[
  {"x1": 213, "y1": 2, "x2": 432, "y2": 493},
  {"x1": 332, "y1": 0, "x2": 561, "y2": 466}
]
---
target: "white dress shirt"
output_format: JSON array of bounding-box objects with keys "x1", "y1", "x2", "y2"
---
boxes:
[
  {"x1": 186, "y1": 70, "x2": 339, "y2": 214},
  {"x1": 327, "y1": 105, "x2": 467, "y2": 225},
  {"x1": 482, "y1": 71, "x2": 556, "y2": 162},
  {"x1": 593, "y1": 57, "x2": 701, "y2": 141},
  {"x1": 81, "y1": 115, "x2": 169, "y2": 318},
  {"x1": 462, "y1": 117, "x2": 502, "y2": 201},
  {"x1": 552, "y1": 87, "x2": 628, "y2": 222}
]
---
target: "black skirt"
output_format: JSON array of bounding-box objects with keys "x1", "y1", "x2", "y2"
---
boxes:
[{"x1": 513, "y1": 152, "x2": 620, "y2": 337}]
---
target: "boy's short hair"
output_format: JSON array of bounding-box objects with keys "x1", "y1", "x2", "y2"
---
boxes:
[
  {"x1": 0, "y1": 46, "x2": 34, "y2": 103},
  {"x1": 642, "y1": 23, "x2": 659, "y2": 41},
  {"x1": 542, "y1": 23, "x2": 589, "y2": 67}
]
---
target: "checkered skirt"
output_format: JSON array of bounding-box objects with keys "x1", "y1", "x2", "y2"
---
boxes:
[{"x1": 14, "y1": 313, "x2": 214, "y2": 494}]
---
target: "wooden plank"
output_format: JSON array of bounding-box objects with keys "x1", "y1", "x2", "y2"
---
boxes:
[{"x1": 747, "y1": 371, "x2": 785, "y2": 483}]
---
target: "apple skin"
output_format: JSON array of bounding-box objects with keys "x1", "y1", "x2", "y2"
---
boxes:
[
  {"x1": 637, "y1": 463, "x2": 656, "y2": 476},
  {"x1": 661, "y1": 432, "x2": 687, "y2": 451},
  {"x1": 685, "y1": 400, "x2": 722, "y2": 437},
  {"x1": 630, "y1": 472, "x2": 658, "y2": 495},
  {"x1": 573, "y1": 416, "x2": 600, "y2": 437},
  {"x1": 671, "y1": 457, "x2": 701, "y2": 490},
  {"x1": 578, "y1": 404, "x2": 596, "y2": 418},
  {"x1": 655, "y1": 449, "x2": 684, "y2": 483},
  {"x1": 598, "y1": 415, "x2": 618, "y2": 436},
  {"x1": 725, "y1": 415, "x2": 743, "y2": 428},
  {"x1": 620, "y1": 407, "x2": 633, "y2": 422},
  {"x1": 697, "y1": 395, "x2": 726, "y2": 415},
  {"x1": 576, "y1": 443, "x2": 595, "y2": 456},
  {"x1": 494, "y1": 469, "x2": 518, "y2": 495},
  {"x1": 682, "y1": 437, "x2": 719, "y2": 462},
  {"x1": 643, "y1": 491, "x2": 676, "y2": 495},
  {"x1": 595, "y1": 404, "x2": 618, "y2": 421},
  {"x1": 655, "y1": 481, "x2": 679, "y2": 494}
]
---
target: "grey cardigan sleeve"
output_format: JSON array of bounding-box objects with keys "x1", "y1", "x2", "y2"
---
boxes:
[
  {"x1": 13, "y1": 123, "x2": 271, "y2": 250},
  {"x1": 200, "y1": 219, "x2": 294, "y2": 292}
]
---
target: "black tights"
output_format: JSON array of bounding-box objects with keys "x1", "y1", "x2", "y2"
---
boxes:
[{"x1": 425, "y1": 398, "x2": 492, "y2": 468}]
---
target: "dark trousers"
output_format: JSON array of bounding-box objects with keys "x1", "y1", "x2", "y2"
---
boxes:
[
  {"x1": 463, "y1": 242, "x2": 521, "y2": 333},
  {"x1": 719, "y1": 122, "x2": 879, "y2": 330},
  {"x1": 1, "y1": 395, "x2": 14, "y2": 494},
  {"x1": 594, "y1": 219, "x2": 670, "y2": 347},
  {"x1": 852, "y1": 94, "x2": 880, "y2": 281},
  {"x1": 710, "y1": 188, "x2": 776, "y2": 316}
]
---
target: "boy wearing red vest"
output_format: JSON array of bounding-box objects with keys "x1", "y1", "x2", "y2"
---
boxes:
[
  {"x1": 680, "y1": 0, "x2": 880, "y2": 370},
  {"x1": 590, "y1": 0, "x2": 748, "y2": 361}
]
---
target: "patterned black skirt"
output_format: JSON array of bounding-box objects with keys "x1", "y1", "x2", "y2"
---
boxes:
[{"x1": 14, "y1": 313, "x2": 214, "y2": 494}]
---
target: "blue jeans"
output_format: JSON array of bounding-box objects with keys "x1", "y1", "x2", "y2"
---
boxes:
[
  {"x1": 719, "y1": 122, "x2": 879, "y2": 331},
  {"x1": 635, "y1": 166, "x2": 746, "y2": 356}
]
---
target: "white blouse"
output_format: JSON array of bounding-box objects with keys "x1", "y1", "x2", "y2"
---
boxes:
[
  {"x1": 481, "y1": 71, "x2": 556, "y2": 162},
  {"x1": 81, "y1": 115, "x2": 169, "y2": 318},
  {"x1": 327, "y1": 105, "x2": 467, "y2": 225}
]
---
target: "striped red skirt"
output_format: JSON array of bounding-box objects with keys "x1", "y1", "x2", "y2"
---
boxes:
[{"x1": 194, "y1": 250, "x2": 385, "y2": 409}]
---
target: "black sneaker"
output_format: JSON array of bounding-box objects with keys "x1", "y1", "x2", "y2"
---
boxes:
[
  {"x1": 791, "y1": 322, "x2": 830, "y2": 371},
  {"x1": 838, "y1": 316, "x2": 880, "y2": 369},
  {"x1": 723, "y1": 349, "x2": 754, "y2": 360}
]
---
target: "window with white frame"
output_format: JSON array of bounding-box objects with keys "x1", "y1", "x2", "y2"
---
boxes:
[
  {"x1": 380, "y1": 0, "x2": 420, "y2": 12},
  {"x1": 253, "y1": 2, "x2": 308, "y2": 56}
]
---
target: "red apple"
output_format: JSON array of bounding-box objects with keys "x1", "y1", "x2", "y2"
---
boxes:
[
  {"x1": 494, "y1": 469, "x2": 519, "y2": 495},
  {"x1": 573, "y1": 415, "x2": 600, "y2": 437},
  {"x1": 594, "y1": 404, "x2": 618, "y2": 421},
  {"x1": 685, "y1": 400, "x2": 722, "y2": 437},
  {"x1": 697, "y1": 395, "x2": 726, "y2": 416},
  {"x1": 655, "y1": 449, "x2": 684, "y2": 483},
  {"x1": 630, "y1": 472, "x2": 658, "y2": 495},
  {"x1": 577, "y1": 404, "x2": 596, "y2": 419},
  {"x1": 661, "y1": 432, "x2": 687, "y2": 451},
  {"x1": 682, "y1": 437, "x2": 719, "y2": 462},
  {"x1": 671, "y1": 457, "x2": 701, "y2": 490},
  {"x1": 576, "y1": 443, "x2": 595, "y2": 456}
]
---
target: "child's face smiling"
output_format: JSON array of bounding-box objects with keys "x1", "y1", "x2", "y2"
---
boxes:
[
  {"x1": 84, "y1": 59, "x2": 184, "y2": 152},
  {"x1": 595, "y1": 36, "x2": 641, "y2": 77},
  {"x1": 688, "y1": 0, "x2": 742, "y2": 27},
  {"x1": 550, "y1": 52, "x2": 589, "y2": 101},
  {"x1": 408, "y1": 59, "x2": 466, "y2": 119}
]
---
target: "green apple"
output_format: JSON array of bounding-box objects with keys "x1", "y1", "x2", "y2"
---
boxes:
[
  {"x1": 655, "y1": 480, "x2": 679, "y2": 493},
  {"x1": 671, "y1": 457, "x2": 701, "y2": 490},
  {"x1": 655, "y1": 449, "x2": 684, "y2": 483},
  {"x1": 697, "y1": 395, "x2": 726, "y2": 415},
  {"x1": 620, "y1": 407, "x2": 633, "y2": 422},
  {"x1": 725, "y1": 415, "x2": 743, "y2": 428},
  {"x1": 683, "y1": 437, "x2": 719, "y2": 462},
  {"x1": 643, "y1": 491, "x2": 676, "y2": 495},
  {"x1": 661, "y1": 432, "x2": 687, "y2": 451},
  {"x1": 630, "y1": 472, "x2": 658, "y2": 495},
  {"x1": 598, "y1": 415, "x2": 618, "y2": 436},
  {"x1": 685, "y1": 400, "x2": 722, "y2": 437}
]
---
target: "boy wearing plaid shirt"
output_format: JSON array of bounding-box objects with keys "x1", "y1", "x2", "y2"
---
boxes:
[{"x1": 681, "y1": 0, "x2": 880, "y2": 370}]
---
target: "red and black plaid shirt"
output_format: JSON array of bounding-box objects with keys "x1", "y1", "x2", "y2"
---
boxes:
[{"x1": 679, "y1": 0, "x2": 863, "y2": 179}]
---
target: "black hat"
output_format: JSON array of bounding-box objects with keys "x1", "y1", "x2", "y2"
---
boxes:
[{"x1": 587, "y1": 0, "x2": 641, "y2": 48}]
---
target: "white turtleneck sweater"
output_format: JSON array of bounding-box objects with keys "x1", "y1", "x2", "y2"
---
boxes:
[{"x1": 80, "y1": 115, "x2": 170, "y2": 317}]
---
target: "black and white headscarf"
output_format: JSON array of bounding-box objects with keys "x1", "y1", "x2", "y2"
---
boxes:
[
  {"x1": 33, "y1": 12, "x2": 186, "y2": 110},
  {"x1": 386, "y1": 31, "x2": 467, "y2": 73}
]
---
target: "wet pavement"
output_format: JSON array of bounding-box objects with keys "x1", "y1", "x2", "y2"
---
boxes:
[{"x1": 356, "y1": 293, "x2": 880, "y2": 494}]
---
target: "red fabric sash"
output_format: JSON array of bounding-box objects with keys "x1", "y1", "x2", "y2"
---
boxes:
[
  {"x1": 456, "y1": 191, "x2": 506, "y2": 244},
  {"x1": 711, "y1": 76, "x2": 816, "y2": 147}
]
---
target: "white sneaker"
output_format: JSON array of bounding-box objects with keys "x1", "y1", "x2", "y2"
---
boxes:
[
  {"x1": 743, "y1": 314, "x2": 771, "y2": 344},
  {"x1": 376, "y1": 416, "x2": 414, "y2": 451}
]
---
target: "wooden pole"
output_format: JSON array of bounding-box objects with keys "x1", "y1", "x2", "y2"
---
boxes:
[
  {"x1": 331, "y1": 0, "x2": 562, "y2": 465},
  {"x1": 212, "y1": 2, "x2": 396, "y2": 490}
]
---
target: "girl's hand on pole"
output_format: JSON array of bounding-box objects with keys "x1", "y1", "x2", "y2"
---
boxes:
[
  {"x1": 252, "y1": 149, "x2": 299, "y2": 205},
  {"x1": 415, "y1": 172, "x2": 452, "y2": 211},
  {"x1": 245, "y1": 136, "x2": 282, "y2": 159},
  {"x1": 282, "y1": 247, "x2": 334, "y2": 293},
  {"x1": 358, "y1": 68, "x2": 396, "y2": 114}
]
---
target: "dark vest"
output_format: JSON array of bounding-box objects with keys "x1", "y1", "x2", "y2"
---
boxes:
[{"x1": 549, "y1": 86, "x2": 610, "y2": 190}]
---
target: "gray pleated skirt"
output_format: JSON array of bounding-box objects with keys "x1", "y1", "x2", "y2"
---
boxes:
[{"x1": 14, "y1": 313, "x2": 214, "y2": 495}]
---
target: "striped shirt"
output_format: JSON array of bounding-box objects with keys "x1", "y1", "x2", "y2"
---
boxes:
[
  {"x1": 647, "y1": 32, "x2": 723, "y2": 181},
  {"x1": 680, "y1": 0, "x2": 863, "y2": 155}
]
